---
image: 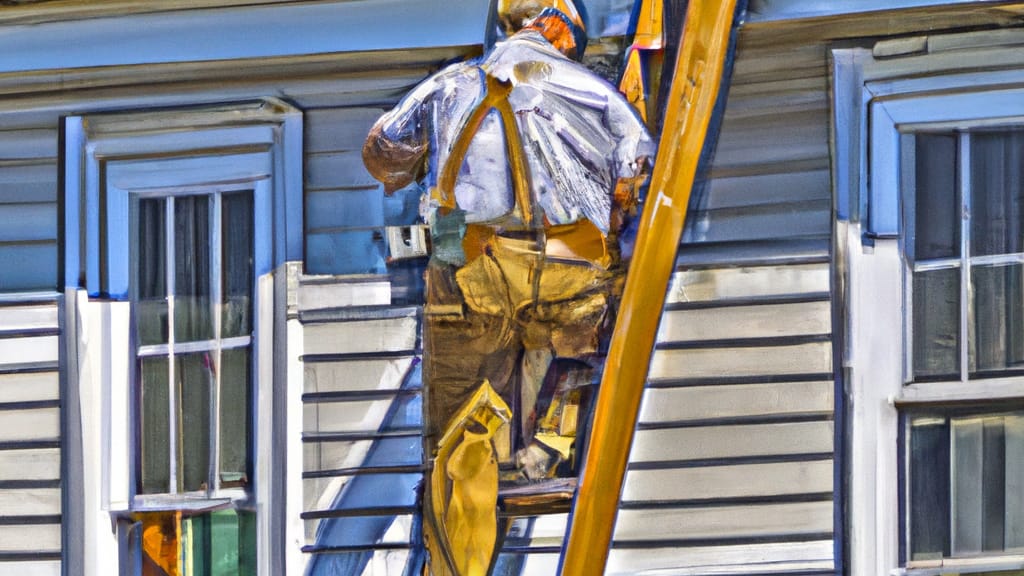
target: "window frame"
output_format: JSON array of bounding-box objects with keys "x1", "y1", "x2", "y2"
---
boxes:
[
  {"x1": 63, "y1": 99, "x2": 302, "y2": 574},
  {"x1": 833, "y1": 41, "x2": 1024, "y2": 576},
  {"x1": 130, "y1": 186, "x2": 259, "y2": 508}
]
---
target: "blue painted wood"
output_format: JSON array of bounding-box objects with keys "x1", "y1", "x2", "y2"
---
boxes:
[
  {"x1": 106, "y1": 152, "x2": 272, "y2": 191},
  {"x1": 0, "y1": 0, "x2": 489, "y2": 74},
  {"x1": 306, "y1": 151, "x2": 378, "y2": 191},
  {"x1": 304, "y1": 109, "x2": 384, "y2": 155},
  {"x1": 306, "y1": 231, "x2": 387, "y2": 276},
  {"x1": 306, "y1": 189, "x2": 385, "y2": 232},
  {"x1": 868, "y1": 83, "x2": 1024, "y2": 238},
  {"x1": 281, "y1": 108, "x2": 305, "y2": 263},
  {"x1": 63, "y1": 118, "x2": 85, "y2": 291},
  {"x1": 0, "y1": 130, "x2": 56, "y2": 161},
  {"x1": 0, "y1": 243, "x2": 57, "y2": 292},
  {"x1": 0, "y1": 204, "x2": 57, "y2": 243},
  {"x1": 66, "y1": 101, "x2": 304, "y2": 295},
  {"x1": 0, "y1": 169, "x2": 57, "y2": 205},
  {"x1": 869, "y1": 98, "x2": 901, "y2": 238},
  {"x1": 748, "y1": 0, "x2": 1007, "y2": 23}
]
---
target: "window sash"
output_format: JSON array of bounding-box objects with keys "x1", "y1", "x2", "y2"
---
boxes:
[
  {"x1": 133, "y1": 189, "x2": 255, "y2": 498},
  {"x1": 906, "y1": 411, "x2": 1024, "y2": 566},
  {"x1": 908, "y1": 131, "x2": 1024, "y2": 382}
]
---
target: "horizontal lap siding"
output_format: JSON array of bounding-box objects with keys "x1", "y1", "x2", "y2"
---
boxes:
[
  {"x1": 0, "y1": 128, "x2": 58, "y2": 293},
  {"x1": 612, "y1": 34, "x2": 836, "y2": 573},
  {"x1": 299, "y1": 94, "x2": 428, "y2": 566},
  {"x1": 0, "y1": 300, "x2": 62, "y2": 571},
  {"x1": 305, "y1": 107, "x2": 400, "y2": 277},
  {"x1": 299, "y1": 296, "x2": 423, "y2": 559}
]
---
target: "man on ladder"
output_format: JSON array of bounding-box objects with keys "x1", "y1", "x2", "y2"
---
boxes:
[{"x1": 363, "y1": 1, "x2": 653, "y2": 572}]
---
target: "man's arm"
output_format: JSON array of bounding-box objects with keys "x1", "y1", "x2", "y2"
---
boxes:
[
  {"x1": 362, "y1": 73, "x2": 441, "y2": 194},
  {"x1": 363, "y1": 121, "x2": 426, "y2": 195}
]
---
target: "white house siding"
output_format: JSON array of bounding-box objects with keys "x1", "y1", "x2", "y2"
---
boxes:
[
  {"x1": 0, "y1": 299, "x2": 62, "y2": 576},
  {"x1": 607, "y1": 27, "x2": 839, "y2": 575}
]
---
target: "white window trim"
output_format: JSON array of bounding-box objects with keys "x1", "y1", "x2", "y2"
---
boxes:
[
  {"x1": 63, "y1": 99, "x2": 302, "y2": 576},
  {"x1": 834, "y1": 38, "x2": 1024, "y2": 576}
]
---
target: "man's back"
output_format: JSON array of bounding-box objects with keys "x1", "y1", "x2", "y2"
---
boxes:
[{"x1": 365, "y1": 29, "x2": 653, "y2": 236}]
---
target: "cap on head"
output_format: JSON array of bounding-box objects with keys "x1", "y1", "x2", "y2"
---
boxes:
[{"x1": 498, "y1": 0, "x2": 588, "y2": 58}]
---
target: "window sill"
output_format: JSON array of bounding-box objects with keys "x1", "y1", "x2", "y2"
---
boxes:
[
  {"x1": 903, "y1": 554, "x2": 1024, "y2": 575},
  {"x1": 895, "y1": 376, "x2": 1024, "y2": 407},
  {"x1": 128, "y1": 489, "x2": 249, "y2": 514}
]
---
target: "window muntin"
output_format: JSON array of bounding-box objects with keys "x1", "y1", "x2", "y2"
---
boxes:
[
  {"x1": 910, "y1": 129, "x2": 1024, "y2": 382},
  {"x1": 133, "y1": 190, "x2": 254, "y2": 498}
]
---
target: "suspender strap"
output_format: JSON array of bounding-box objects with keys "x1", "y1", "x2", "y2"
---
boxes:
[{"x1": 435, "y1": 72, "x2": 535, "y2": 228}]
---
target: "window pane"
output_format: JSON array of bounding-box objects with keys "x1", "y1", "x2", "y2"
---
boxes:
[
  {"x1": 137, "y1": 198, "x2": 168, "y2": 346},
  {"x1": 175, "y1": 196, "x2": 213, "y2": 343},
  {"x1": 910, "y1": 416, "x2": 950, "y2": 560},
  {"x1": 178, "y1": 353, "x2": 212, "y2": 493},
  {"x1": 181, "y1": 509, "x2": 256, "y2": 576},
  {"x1": 915, "y1": 133, "x2": 960, "y2": 261},
  {"x1": 910, "y1": 411, "x2": 1024, "y2": 562},
  {"x1": 140, "y1": 357, "x2": 170, "y2": 494},
  {"x1": 913, "y1": 268, "x2": 961, "y2": 380},
  {"x1": 971, "y1": 263, "x2": 1024, "y2": 377},
  {"x1": 953, "y1": 417, "x2": 984, "y2": 555},
  {"x1": 222, "y1": 192, "x2": 253, "y2": 339},
  {"x1": 219, "y1": 347, "x2": 251, "y2": 487},
  {"x1": 971, "y1": 130, "x2": 1024, "y2": 257}
]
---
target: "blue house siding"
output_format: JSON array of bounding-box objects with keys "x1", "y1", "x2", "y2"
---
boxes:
[{"x1": 0, "y1": 128, "x2": 58, "y2": 292}]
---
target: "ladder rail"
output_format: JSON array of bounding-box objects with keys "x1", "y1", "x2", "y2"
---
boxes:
[{"x1": 558, "y1": 1, "x2": 743, "y2": 573}]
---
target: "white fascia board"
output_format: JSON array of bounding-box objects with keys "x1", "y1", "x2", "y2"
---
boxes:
[
  {"x1": 0, "y1": 0, "x2": 490, "y2": 74},
  {"x1": 748, "y1": 0, "x2": 1010, "y2": 23}
]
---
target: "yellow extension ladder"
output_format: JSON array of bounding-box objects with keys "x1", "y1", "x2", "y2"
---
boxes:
[{"x1": 560, "y1": 0, "x2": 741, "y2": 573}]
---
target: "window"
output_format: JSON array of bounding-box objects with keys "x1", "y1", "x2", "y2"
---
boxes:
[
  {"x1": 833, "y1": 37, "x2": 1024, "y2": 576},
  {"x1": 904, "y1": 128, "x2": 1024, "y2": 567},
  {"x1": 909, "y1": 130, "x2": 1024, "y2": 383},
  {"x1": 64, "y1": 100, "x2": 302, "y2": 575},
  {"x1": 134, "y1": 191, "x2": 254, "y2": 499},
  {"x1": 908, "y1": 410, "x2": 1024, "y2": 561}
]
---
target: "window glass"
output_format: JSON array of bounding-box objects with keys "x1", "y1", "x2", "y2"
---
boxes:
[
  {"x1": 909, "y1": 416, "x2": 950, "y2": 560},
  {"x1": 138, "y1": 509, "x2": 256, "y2": 576},
  {"x1": 178, "y1": 352, "x2": 213, "y2": 493},
  {"x1": 219, "y1": 347, "x2": 251, "y2": 487},
  {"x1": 971, "y1": 130, "x2": 1024, "y2": 257},
  {"x1": 915, "y1": 133, "x2": 960, "y2": 261},
  {"x1": 174, "y1": 195, "x2": 213, "y2": 343},
  {"x1": 222, "y1": 192, "x2": 253, "y2": 339},
  {"x1": 912, "y1": 268, "x2": 960, "y2": 380},
  {"x1": 140, "y1": 357, "x2": 170, "y2": 495},
  {"x1": 137, "y1": 198, "x2": 168, "y2": 346},
  {"x1": 909, "y1": 412, "x2": 1024, "y2": 560},
  {"x1": 183, "y1": 509, "x2": 257, "y2": 576},
  {"x1": 971, "y1": 263, "x2": 1024, "y2": 376}
]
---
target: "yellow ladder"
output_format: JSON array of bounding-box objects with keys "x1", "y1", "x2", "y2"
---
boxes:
[{"x1": 560, "y1": 0, "x2": 742, "y2": 573}]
